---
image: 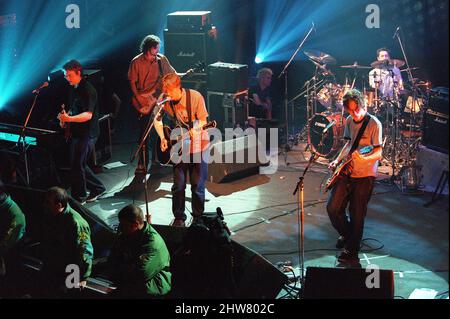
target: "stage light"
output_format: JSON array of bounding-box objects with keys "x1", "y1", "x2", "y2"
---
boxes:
[{"x1": 255, "y1": 55, "x2": 264, "y2": 64}]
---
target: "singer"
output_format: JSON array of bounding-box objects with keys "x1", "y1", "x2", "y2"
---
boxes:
[
  {"x1": 58, "y1": 60, "x2": 106, "y2": 204},
  {"x1": 326, "y1": 89, "x2": 382, "y2": 265},
  {"x1": 154, "y1": 73, "x2": 209, "y2": 228}
]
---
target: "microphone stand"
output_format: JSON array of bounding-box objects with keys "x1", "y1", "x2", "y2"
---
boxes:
[
  {"x1": 16, "y1": 89, "x2": 43, "y2": 186},
  {"x1": 278, "y1": 23, "x2": 315, "y2": 164},
  {"x1": 292, "y1": 149, "x2": 318, "y2": 297},
  {"x1": 131, "y1": 103, "x2": 166, "y2": 224},
  {"x1": 394, "y1": 27, "x2": 418, "y2": 174}
]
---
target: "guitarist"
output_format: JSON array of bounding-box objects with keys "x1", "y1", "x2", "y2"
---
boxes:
[
  {"x1": 128, "y1": 34, "x2": 176, "y2": 174},
  {"x1": 58, "y1": 60, "x2": 106, "y2": 204},
  {"x1": 326, "y1": 89, "x2": 382, "y2": 265},
  {"x1": 154, "y1": 73, "x2": 209, "y2": 228}
]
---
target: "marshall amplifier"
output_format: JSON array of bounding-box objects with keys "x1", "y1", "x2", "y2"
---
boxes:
[
  {"x1": 164, "y1": 29, "x2": 218, "y2": 72},
  {"x1": 167, "y1": 11, "x2": 212, "y2": 32},
  {"x1": 422, "y1": 93, "x2": 449, "y2": 154},
  {"x1": 207, "y1": 62, "x2": 249, "y2": 93}
]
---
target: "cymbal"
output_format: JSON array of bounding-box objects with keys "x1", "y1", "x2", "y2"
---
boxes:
[
  {"x1": 304, "y1": 50, "x2": 336, "y2": 65},
  {"x1": 340, "y1": 62, "x2": 371, "y2": 69},
  {"x1": 371, "y1": 59, "x2": 405, "y2": 69}
]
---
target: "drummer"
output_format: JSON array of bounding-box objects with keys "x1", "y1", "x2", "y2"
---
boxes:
[{"x1": 368, "y1": 47, "x2": 404, "y2": 100}]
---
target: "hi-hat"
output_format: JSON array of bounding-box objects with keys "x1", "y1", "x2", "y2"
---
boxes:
[
  {"x1": 340, "y1": 62, "x2": 371, "y2": 69},
  {"x1": 304, "y1": 50, "x2": 336, "y2": 65},
  {"x1": 371, "y1": 59, "x2": 406, "y2": 69}
]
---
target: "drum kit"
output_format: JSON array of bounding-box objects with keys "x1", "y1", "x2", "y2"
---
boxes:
[{"x1": 292, "y1": 50, "x2": 433, "y2": 181}]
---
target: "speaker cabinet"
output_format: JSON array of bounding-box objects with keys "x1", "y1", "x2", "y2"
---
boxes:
[
  {"x1": 423, "y1": 94, "x2": 449, "y2": 154},
  {"x1": 207, "y1": 62, "x2": 249, "y2": 93},
  {"x1": 303, "y1": 267, "x2": 395, "y2": 299},
  {"x1": 164, "y1": 29, "x2": 218, "y2": 72}
]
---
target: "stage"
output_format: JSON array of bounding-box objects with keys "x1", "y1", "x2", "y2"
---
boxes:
[{"x1": 81, "y1": 119, "x2": 449, "y2": 299}]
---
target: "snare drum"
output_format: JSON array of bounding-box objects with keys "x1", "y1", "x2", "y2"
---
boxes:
[{"x1": 308, "y1": 113, "x2": 346, "y2": 158}]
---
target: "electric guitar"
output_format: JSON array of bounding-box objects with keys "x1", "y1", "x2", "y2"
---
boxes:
[
  {"x1": 156, "y1": 120, "x2": 217, "y2": 165},
  {"x1": 323, "y1": 145, "x2": 376, "y2": 192},
  {"x1": 58, "y1": 104, "x2": 71, "y2": 142},
  {"x1": 131, "y1": 61, "x2": 205, "y2": 117}
]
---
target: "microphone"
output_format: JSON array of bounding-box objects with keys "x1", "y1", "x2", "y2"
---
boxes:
[
  {"x1": 156, "y1": 97, "x2": 172, "y2": 106},
  {"x1": 323, "y1": 120, "x2": 336, "y2": 134},
  {"x1": 392, "y1": 26, "x2": 400, "y2": 39},
  {"x1": 32, "y1": 81, "x2": 49, "y2": 94}
]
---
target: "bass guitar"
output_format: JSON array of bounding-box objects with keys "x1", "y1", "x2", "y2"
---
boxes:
[{"x1": 131, "y1": 61, "x2": 205, "y2": 117}]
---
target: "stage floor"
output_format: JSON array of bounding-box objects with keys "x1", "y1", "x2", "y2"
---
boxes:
[{"x1": 84, "y1": 138, "x2": 449, "y2": 299}]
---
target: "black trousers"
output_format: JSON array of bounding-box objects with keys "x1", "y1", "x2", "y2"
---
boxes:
[
  {"x1": 326, "y1": 175, "x2": 375, "y2": 253},
  {"x1": 138, "y1": 114, "x2": 158, "y2": 169},
  {"x1": 70, "y1": 137, "x2": 106, "y2": 200}
]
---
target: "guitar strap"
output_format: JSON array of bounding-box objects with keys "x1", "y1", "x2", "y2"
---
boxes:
[
  {"x1": 186, "y1": 89, "x2": 193, "y2": 130},
  {"x1": 349, "y1": 114, "x2": 371, "y2": 154}
]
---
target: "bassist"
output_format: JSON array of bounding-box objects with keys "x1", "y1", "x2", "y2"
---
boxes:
[
  {"x1": 326, "y1": 89, "x2": 382, "y2": 265},
  {"x1": 128, "y1": 34, "x2": 176, "y2": 174}
]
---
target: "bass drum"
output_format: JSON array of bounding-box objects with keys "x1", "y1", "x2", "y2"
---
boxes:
[{"x1": 308, "y1": 113, "x2": 346, "y2": 158}]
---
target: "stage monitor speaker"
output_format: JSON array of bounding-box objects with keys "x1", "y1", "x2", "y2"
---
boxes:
[
  {"x1": 153, "y1": 217, "x2": 287, "y2": 299},
  {"x1": 422, "y1": 94, "x2": 449, "y2": 154},
  {"x1": 207, "y1": 135, "x2": 261, "y2": 183},
  {"x1": 164, "y1": 29, "x2": 218, "y2": 72},
  {"x1": 303, "y1": 267, "x2": 395, "y2": 299}
]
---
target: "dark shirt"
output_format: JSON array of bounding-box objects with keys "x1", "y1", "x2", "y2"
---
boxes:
[
  {"x1": 67, "y1": 78, "x2": 99, "y2": 139},
  {"x1": 249, "y1": 83, "x2": 271, "y2": 105}
]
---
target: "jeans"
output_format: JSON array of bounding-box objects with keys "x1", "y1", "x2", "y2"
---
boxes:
[
  {"x1": 70, "y1": 137, "x2": 106, "y2": 200},
  {"x1": 172, "y1": 156, "x2": 208, "y2": 221},
  {"x1": 326, "y1": 174, "x2": 375, "y2": 253}
]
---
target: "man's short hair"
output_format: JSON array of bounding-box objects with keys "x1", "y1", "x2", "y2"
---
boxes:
[
  {"x1": 257, "y1": 68, "x2": 273, "y2": 80},
  {"x1": 140, "y1": 35, "x2": 160, "y2": 54},
  {"x1": 63, "y1": 59, "x2": 83, "y2": 74},
  {"x1": 46, "y1": 186, "x2": 69, "y2": 208},
  {"x1": 343, "y1": 89, "x2": 366, "y2": 111},
  {"x1": 376, "y1": 47, "x2": 390, "y2": 58},
  {"x1": 118, "y1": 204, "x2": 144, "y2": 224},
  {"x1": 162, "y1": 73, "x2": 181, "y2": 90}
]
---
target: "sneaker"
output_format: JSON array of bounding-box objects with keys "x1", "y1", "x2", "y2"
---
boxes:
[
  {"x1": 337, "y1": 249, "x2": 360, "y2": 263},
  {"x1": 171, "y1": 219, "x2": 186, "y2": 227},
  {"x1": 86, "y1": 190, "x2": 106, "y2": 203},
  {"x1": 336, "y1": 236, "x2": 346, "y2": 249}
]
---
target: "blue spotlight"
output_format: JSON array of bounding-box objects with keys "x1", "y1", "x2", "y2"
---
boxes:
[{"x1": 255, "y1": 55, "x2": 264, "y2": 64}]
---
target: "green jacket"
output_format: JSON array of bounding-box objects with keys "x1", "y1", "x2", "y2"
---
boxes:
[
  {"x1": 108, "y1": 222, "x2": 171, "y2": 297},
  {"x1": 0, "y1": 195, "x2": 26, "y2": 255},
  {"x1": 42, "y1": 204, "x2": 93, "y2": 280}
]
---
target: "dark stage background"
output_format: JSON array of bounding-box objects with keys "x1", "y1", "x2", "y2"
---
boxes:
[{"x1": 0, "y1": 0, "x2": 448, "y2": 128}]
